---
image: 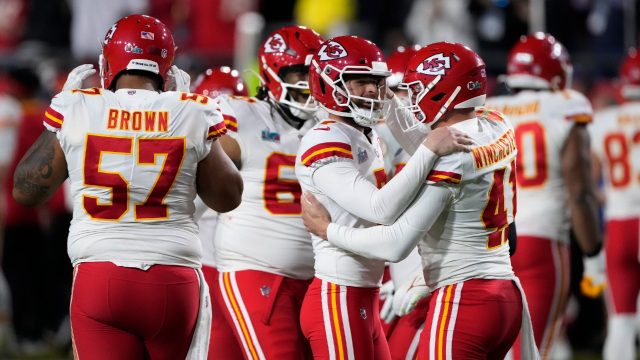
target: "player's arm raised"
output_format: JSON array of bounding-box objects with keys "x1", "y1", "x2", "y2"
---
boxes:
[
  {"x1": 13, "y1": 130, "x2": 68, "y2": 206},
  {"x1": 562, "y1": 124, "x2": 602, "y2": 256},
  {"x1": 197, "y1": 139, "x2": 243, "y2": 213}
]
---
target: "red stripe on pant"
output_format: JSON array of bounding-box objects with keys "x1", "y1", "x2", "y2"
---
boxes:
[
  {"x1": 419, "y1": 279, "x2": 522, "y2": 360},
  {"x1": 70, "y1": 262, "x2": 199, "y2": 360},
  {"x1": 203, "y1": 265, "x2": 243, "y2": 360},
  {"x1": 213, "y1": 270, "x2": 311, "y2": 360},
  {"x1": 300, "y1": 277, "x2": 392, "y2": 360}
]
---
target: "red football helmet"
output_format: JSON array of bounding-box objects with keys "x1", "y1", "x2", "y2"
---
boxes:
[
  {"x1": 400, "y1": 42, "x2": 486, "y2": 130},
  {"x1": 309, "y1": 36, "x2": 391, "y2": 127},
  {"x1": 386, "y1": 45, "x2": 421, "y2": 88},
  {"x1": 100, "y1": 14, "x2": 176, "y2": 90},
  {"x1": 259, "y1": 25, "x2": 324, "y2": 118},
  {"x1": 619, "y1": 48, "x2": 640, "y2": 99},
  {"x1": 505, "y1": 32, "x2": 572, "y2": 90},
  {"x1": 194, "y1": 66, "x2": 248, "y2": 98}
]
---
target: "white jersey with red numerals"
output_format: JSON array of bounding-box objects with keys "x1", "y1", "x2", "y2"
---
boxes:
[
  {"x1": 295, "y1": 120, "x2": 388, "y2": 288},
  {"x1": 213, "y1": 95, "x2": 315, "y2": 280},
  {"x1": 43, "y1": 88, "x2": 227, "y2": 268},
  {"x1": 590, "y1": 102, "x2": 640, "y2": 220},
  {"x1": 418, "y1": 109, "x2": 517, "y2": 290},
  {"x1": 486, "y1": 89, "x2": 593, "y2": 243}
]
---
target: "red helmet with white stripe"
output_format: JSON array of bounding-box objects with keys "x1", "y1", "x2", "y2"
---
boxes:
[
  {"x1": 400, "y1": 42, "x2": 486, "y2": 130},
  {"x1": 309, "y1": 35, "x2": 391, "y2": 127},
  {"x1": 505, "y1": 32, "x2": 572, "y2": 90},
  {"x1": 194, "y1": 66, "x2": 248, "y2": 98},
  {"x1": 100, "y1": 14, "x2": 176, "y2": 90}
]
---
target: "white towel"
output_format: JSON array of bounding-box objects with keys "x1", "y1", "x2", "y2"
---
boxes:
[
  {"x1": 186, "y1": 267, "x2": 212, "y2": 360},
  {"x1": 512, "y1": 276, "x2": 540, "y2": 360}
]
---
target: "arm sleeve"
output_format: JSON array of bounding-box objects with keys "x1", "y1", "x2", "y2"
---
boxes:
[
  {"x1": 312, "y1": 144, "x2": 438, "y2": 225},
  {"x1": 326, "y1": 184, "x2": 453, "y2": 262},
  {"x1": 196, "y1": 101, "x2": 228, "y2": 161}
]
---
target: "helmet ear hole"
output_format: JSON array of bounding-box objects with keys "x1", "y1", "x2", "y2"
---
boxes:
[{"x1": 431, "y1": 93, "x2": 445, "y2": 101}]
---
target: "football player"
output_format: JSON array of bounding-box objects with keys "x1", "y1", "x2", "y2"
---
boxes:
[
  {"x1": 12, "y1": 15, "x2": 243, "y2": 359},
  {"x1": 209, "y1": 25, "x2": 324, "y2": 359},
  {"x1": 296, "y1": 36, "x2": 472, "y2": 359},
  {"x1": 590, "y1": 49, "x2": 640, "y2": 360},
  {"x1": 485, "y1": 33, "x2": 602, "y2": 359},
  {"x1": 301, "y1": 42, "x2": 539, "y2": 359}
]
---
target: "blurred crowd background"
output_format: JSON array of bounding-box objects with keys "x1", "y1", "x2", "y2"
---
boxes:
[{"x1": 0, "y1": 0, "x2": 632, "y2": 358}]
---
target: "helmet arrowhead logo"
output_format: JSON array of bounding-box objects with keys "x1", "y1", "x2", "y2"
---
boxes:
[
  {"x1": 264, "y1": 34, "x2": 287, "y2": 53},
  {"x1": 318, "y1": 41, "x2": 347, "y2": 61},
  {"x1": 416, "y1": 53, "x2": 451, "y2": 76}
]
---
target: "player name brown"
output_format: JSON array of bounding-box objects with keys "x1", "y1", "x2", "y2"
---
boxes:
[
  {"x1": 472, "y1": 129, "x2": 517, "y2": 169},
  {"x1": 106, "y1": 109, "x2": 169, "y2": 132}
]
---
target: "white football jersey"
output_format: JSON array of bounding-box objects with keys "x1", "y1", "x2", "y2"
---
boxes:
[
  {"x1": 486, "y1": 89, "x2": 593, "y2": 243},
  {"x1": 296, "y1": 120, "x2": 388, "y2": 288},
  {"x1": 213, "y1": 96, "x2": 315, "y2": 279},
  {"x1": 590, "y1": 102, "x2": 640, "y2": 220},
  {"x1": 419, "y1": 109, "x2": 518, "y2": 290},
  {"x1": 44, "y1": 88, "x2": 227, "y2": 267}
]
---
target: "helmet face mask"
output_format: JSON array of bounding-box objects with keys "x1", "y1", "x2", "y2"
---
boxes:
[
  {"x1": 259, "y1": 26, "x2": 324, "y2": 119},
  {"x1": 100, "y1": 15, "x2": 176, "y2": 90},
  {"x1": 309, "y1": 36, "x2": 391, "y2": 127}
]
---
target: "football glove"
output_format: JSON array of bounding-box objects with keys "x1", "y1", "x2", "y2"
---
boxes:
[
  {"x1": 62, "y1": 64, "x2": 96, "y2": 91},
  {"x1": 581, "y1": 251, "x2": 606, "y2": 298},
  {"x1": 165, "y1": 65, "x2": 191, "y2": 92},
  {"x1": 393, "y1": 272, "x2": 429, "y2": 317},
  {"x1": 379, "y1": 280, "x2": 396, "y2": 324}
]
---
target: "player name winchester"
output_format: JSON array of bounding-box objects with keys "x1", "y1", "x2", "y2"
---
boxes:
[
  {"x1": 472, "y1": 129, "x2": 517, "y2": 169},
  {"x1": 106, "y1": 108, "x2": 169, "y2": 132}
]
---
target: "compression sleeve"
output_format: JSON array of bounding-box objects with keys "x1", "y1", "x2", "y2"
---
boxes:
[
  {"x1": 326, "y1": 184, "x2": 453, "y2": 262},
  {"x1": 312, "y1": 144, "x2": 437, "y2": 225}
]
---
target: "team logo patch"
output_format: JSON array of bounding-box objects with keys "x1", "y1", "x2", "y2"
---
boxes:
[
  {"x1": 360, "y1": 308, "x2": 367, "y2": 319},
  {"x1": 261, "y1": 128, "x2": 281, "y2": 142},
  {"x1": 260, "y1": 285, "x2": 271, "y2": 297},
  {"x1": 161, "y1": 48, "x2": 168, "y2": 58},
  {"x1": 318, "y1": 41, "x2": 347, "y2": 61},
  {"x1": 416, "y1": 53, "x2": 451, "y2": 76},
  {"x1": 357, "y1": 148, "x2": 368, "y2": 163},
  {"x1": 264, "y1": 34, "x2": 287, "y2": 53},
  {"x1": 140, "y1": 31, "x2": 155, "y2": 40}
]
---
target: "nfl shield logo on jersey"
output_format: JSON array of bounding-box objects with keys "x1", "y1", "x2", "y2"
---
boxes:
[
  {"x1": 357, "y1": 148, "x2": 368, "y2": 163},
  {"x1": 360, "y1": 308, "x2": 367, "y2": 319}
]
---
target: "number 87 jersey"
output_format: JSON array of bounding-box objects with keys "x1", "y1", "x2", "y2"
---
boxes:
[
  {"x1": 43, "y1": 87, "x2": 226, "y2": 267},
  {"x1": 590, "y1": 102, "x2": 640, "y2": 220}
]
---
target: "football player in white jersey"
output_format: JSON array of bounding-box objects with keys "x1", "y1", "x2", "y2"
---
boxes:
[
  {"x1": 192, "y1": 66, "x2": 249, "y2": 360},
  {"x1": 209, "y1": 25, "x2": 324, "y2": 360},
  {"x1": 485, "y1": 33, "x2": 602, "y2": 360},
  {"x1": 296, "y1": 36, "x2": 473, "y2": 359},
  {"x1": 11, "y1": 15, "x2": 243, "y2": 359},
  {"x1": 590, "y1": 49, "x2": 640, "y2": 360},
  {"x1": 302, "y1": 42, "x2": 540, "y2": 359}
]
